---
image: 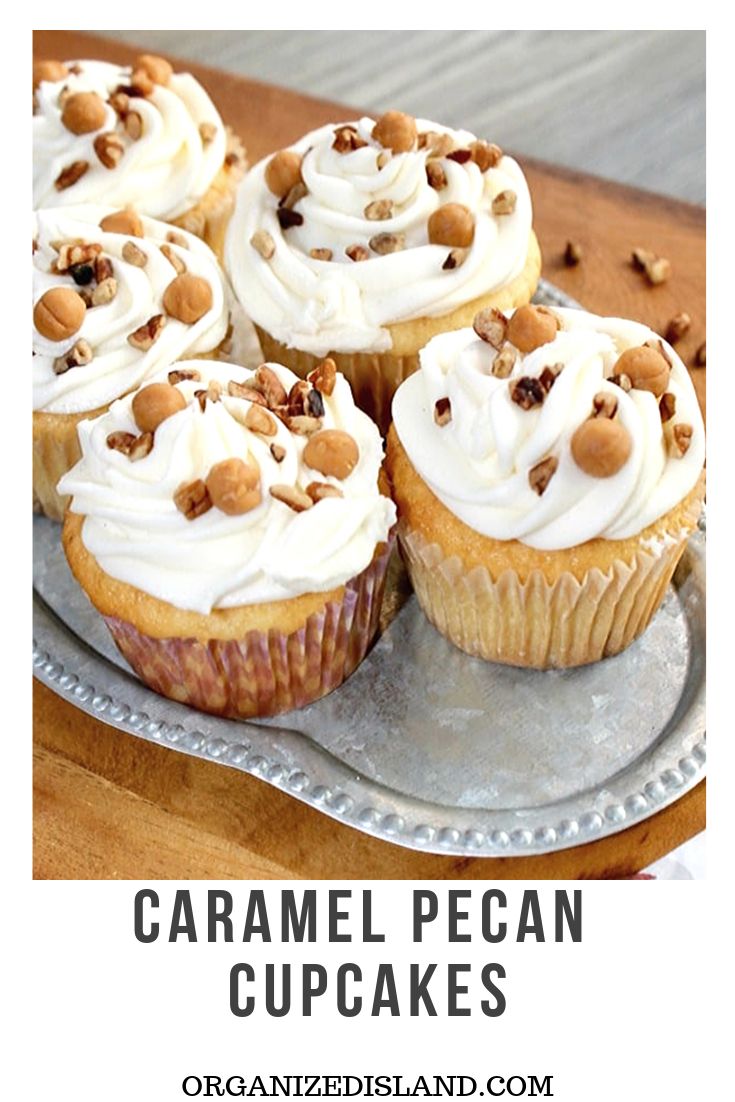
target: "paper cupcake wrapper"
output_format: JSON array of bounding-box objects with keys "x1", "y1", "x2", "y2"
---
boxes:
[
  {"x1": 102, "y1": 538, "x2": 393, "y2": 719},
  {"x1": 254, "y1": 325, "x2": 418, "y2": 436},
  {"x1": 169, "y1": 127, "x2": 247, "y2": 260},
  {"x1": 33, "y1": 408, "x2": 93, "y2": 522},
  {"x1": 398, "y1": 523, "x2": 695, "y2": 669}
]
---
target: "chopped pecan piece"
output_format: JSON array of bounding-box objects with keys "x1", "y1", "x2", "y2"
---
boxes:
[
  {"x1": 166, "y1": 231, "x2": 189, "y2": 249},
  {"x1": 124, "y1": 111, "x2": 143, "y2": 140},
  {"x1": 307, "y1": 357, "x2": 337, "y2": 397},
  {"x1": 659, "y1": 392, "x2": 677, "y2": 423},
  {"x1": 168, "y1": 368, "x2": 201, "y2": 385},
  {"x1": 310, "y1": 247, "x2": 333, "y2": 261},
  {"x1": 122, "y1": 241, "x2": 147, "y2": 267},
  {"x1": 228, "y1": 379, "x2": 266, "y2": 406},
  {"x1": 369, "y1": 232, "x2": 405, "y2": 255},
  {"x1": 665, "y1": 312, "x2": 691, "y2": 343},
  {"x1": 127, "y1": 314, "x2": 165, "y2": 351},
  {"x1": 306, "y1": 481, "x2": 344, "y2": 502},
  {"x1": 244, "y1": 405, "x2": 277, "y2": 436},
  {"x1": 426, "y1": 161, "x2": 447, "y2": 190},
  {"x1": 270, "y1": 443, "x2": 286, "y2": 463},
  {"x1": 539, "y1": 364, "x2": 562, "y2": 393},
  {"x1": 106, "y1": 431, "x2": 136, "y2": 455},
  {"x1": 55, "y1": 161, "x2": 89, "y2": 190},
  {"x1": 53, "y1": 339, "x2": 93, "y2": 374},
  {"x1": 469, "y1": 140, "x2": 502, "y2": 171},
  {"x1": 94, "y1": 132, "x2": 124, "y2": 169},
  {"x1": 446, "y1": 148, "x2": 471, "y2": 164},
  {"x1": 269, "y1": 484, "x2": 313, "y2": 512},
  {"x1": 174, "y1": 479, "x2": 212, "y2": 520},
  {"x1": 609, "y1": 372, "x2": 632, "y2": 392},
  {"x1": 592, "y1": 391, "x2": 618, "y2": 419},
  {"x1": 56, "y1": 242, "x2": 102, "y2": 272},
  {"x1": 280, "y1": 181, "x2": 308, "y2": 210},
  {"x1": 492, "y1": 190, "x2": 517, "y2": 215},
  {"x1": 668, "y1": 422, "x2": 693, "y2": 458},
  {"x1": 364, "y1": 199, "x2": 393, "y2": 221},
  {"x1": 277, "y1": 207, "x2": 304, "y2": 230},
  {"x1": 434, "y1": 397, "x2": 451, "y2": 427},
  {"x1": 255, "y1": 365, "x2": 288, "y2": 409},
  {"x1": 94, "y1": 255, "x2": 114, "y2": 283},
  {"x1": 287, "y1": 379, "x2": 311, "y2": 416},
  {"x1": 632, "y1": 247, "x2": 671, "y2": 285},
  {"x1": 332, "y1": 125, "x2": 367, "y2": 153},
  {"x1": 529, "y1": 456, "x2": 558, "y2": 496},
  {"x1": 199, "y1": 121, "x2": 217, "y2": 146},
  {"x1": 160, "y1": 243, "x2": 186, "y2": 274},
  {"x1": 91, "y1": 277, "x2": 118, "y2": 306},
  {"x1": 128, "y1": 432, "x2": 154, "y2": 461},
  {"x1": 287, "y1": 415, "x2": 323, "y2": 436},
  {"x1": 491, "y1": 344, "x2": 516, "y2": 379},
  {"x1": 473, "y1": 307, "x2": 508, "y2": 349},
  {"x1": 250, "y1": 230, "x2": 276, "y2": 259},
  {"x1": 442, "y1": 248, "x2": 467, "y2": 270},
  {"x1": 346, "y1": 244, "x2": 370, "y2": 262},
  {"x1": 510, "y1": 376, "x2": 545, "y2": 410}
]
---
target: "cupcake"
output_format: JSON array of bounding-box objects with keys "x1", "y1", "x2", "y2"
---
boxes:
[
  {"x1": 225, "y1": 111, "x2": 540, "y2": 431},
  {"x1": 386, "y1": 305, "x2": 705, "y2": 668},
  {"x1": 33, "y1": 205, "x2": 229, "y2": 520},
  {"x1": 32, "y1": 55, "x2": 246, "y2": 256},
  {"x1": 58, "y1": 359, "x2": 396, "y2": 718}
]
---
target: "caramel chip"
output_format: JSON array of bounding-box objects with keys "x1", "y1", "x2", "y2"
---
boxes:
[{"x1": 163, "y1": 273, "x2": 213, "y2": 324}]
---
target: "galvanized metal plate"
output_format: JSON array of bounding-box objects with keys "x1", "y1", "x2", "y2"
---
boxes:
[{"x1": 32, "y1": 280, "x2": 706, "y2": 857}]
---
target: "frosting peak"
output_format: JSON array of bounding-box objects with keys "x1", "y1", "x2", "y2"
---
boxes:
[
  {"x1": 58, "y1": 361, "x2": 396, "y2": 612},
  {"x1": 392, "y1": 307, "x2": 705, "y2": 550},
  {"x1": 33, "y1": 59, "x2": 226, "y2": 218},
  {"x1": 33, "y1": 206, "x2": 228, "y2": 415},
  {"x1": 225, "y1": 116, "x2": 534, "y2": 356}
]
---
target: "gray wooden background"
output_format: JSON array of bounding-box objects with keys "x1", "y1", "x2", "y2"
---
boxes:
[{"x1": 96, "y1": 30, "x2": 705, "y2": 204}]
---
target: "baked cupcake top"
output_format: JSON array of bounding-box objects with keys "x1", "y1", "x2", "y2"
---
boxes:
[
  {"x1": 33, "y1": 56, "x2": 227, "y2": 218},
  {"x1": 58, "y1": 360, "x2": 396, "y2": 613},
  {"x1": 33, "y1": 206, "x2": 228, "y2": 416},
  {"x1": 392, "y1": 305, "x2": 705, "y2": 550},
  {"x1": 225, "y1": 111, "x2": 533, "y2": 356}
]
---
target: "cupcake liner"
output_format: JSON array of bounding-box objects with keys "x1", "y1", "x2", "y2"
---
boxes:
[
  {"x1": 398, "y1": 522, "x2": 696, "y2": 669},
  {"x1": 33, "y1": 406, "x2": 102, "y2": 522},
  {"x1": 254, "y1": 325, "x2": 419, "y2": 435},
  {"x1": 170, "y1": 127, "x2": 247, "y2": 260},
  {"x1": 101, "y1": 537, "x2": 393, "y2": 719}
]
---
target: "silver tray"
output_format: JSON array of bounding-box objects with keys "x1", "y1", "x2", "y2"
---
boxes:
[{"x1": 32, "y1": 280, "x2": 706, "y2": 859}]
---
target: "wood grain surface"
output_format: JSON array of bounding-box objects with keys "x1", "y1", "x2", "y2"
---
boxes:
[
  {"x1": 33, "y1": 30, "x2": 706, "y2": 880},
  {"x1": 94, "y1": 29, "x2": 706, "y2": 203}
]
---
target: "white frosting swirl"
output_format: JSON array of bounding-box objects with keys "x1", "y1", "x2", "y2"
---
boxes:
[
  {"x1": 58, "y1": 361, "x2": 396, "y2": 612},
  {"x1": 33, "y1": 206, "x2": 228, "y2": 415},
  {"x1": 33, "y1": 60, "x2": 226, "y2": 218},
  {"x1": 392, "y1": 308, "x2": 705, "y2": 549},
  {"x1": 225, "y1": 117, "x2": 533, "y2": 356}
]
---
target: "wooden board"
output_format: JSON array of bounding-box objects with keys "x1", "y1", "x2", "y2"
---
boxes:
[{"x1": 33, "y1": 30, "x2": 706, "y2": 880}]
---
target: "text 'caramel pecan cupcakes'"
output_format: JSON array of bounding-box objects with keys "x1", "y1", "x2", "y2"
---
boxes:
[
  {"x1": 225, "y1": 111, "x2": 541, "y2": 432},
  {"x1": 386, "y1": 306, "x2": 705, "y2": 668},
  {"x1": 33, "y1": 206, "x2": 229, "y2": 520},
  {"x1": 58, "y1": 360, "x2": 396, "y2": 718},
  {"x1": 33, "y1": 55, "x2": 247, "y2": 256}
]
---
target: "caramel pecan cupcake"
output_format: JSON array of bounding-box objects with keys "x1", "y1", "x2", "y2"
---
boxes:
[
  {"x1": 58, "y1": 359, "x2": 396, "y2": 718},
  {"x1": 386, "y1": 305, "x2": 705, "y2": 668},
  {"x1": 33, "y1": 55, "x2": 246, "y2": 256},
  {"x1": 33, "y1": 206, "x2": 229, "y2": 520},
  {"x1": 225, "y1": 111, "x2": 540, "y2": 431}
]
